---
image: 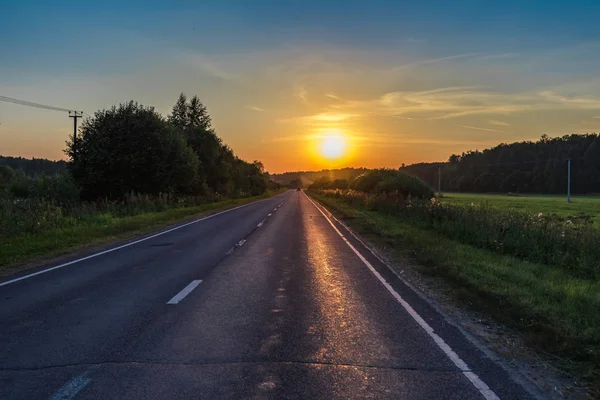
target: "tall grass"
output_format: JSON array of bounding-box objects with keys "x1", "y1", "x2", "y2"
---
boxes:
[
  {"x1": 319, "y1": 189, "x2": 600, "y2": 280},
  {"x1": 0, "y1": 191, "x2": 240, "y2": 240}
]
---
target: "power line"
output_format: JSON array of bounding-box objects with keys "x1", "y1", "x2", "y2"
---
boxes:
[{"x1": 0, "y1": 95, "x2": 82, "y2": 113}]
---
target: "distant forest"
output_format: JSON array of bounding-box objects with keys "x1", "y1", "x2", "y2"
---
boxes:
[
  {"x1": 404, "y1": 134, "x2": 600, "y2": 194},
  {"x1": 273, "y1": 134, "x2": 600, "y2": 194},
  {"x1": 0, "y1": 156, "x2": 66, "y2": 177},
  {"x1": 271, "y1": 168, "x2": 368, "y2": 187}
]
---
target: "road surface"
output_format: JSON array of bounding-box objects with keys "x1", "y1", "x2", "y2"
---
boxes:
[{"x1": 0, "y1": 190, "x2": 535, "y2": 399}]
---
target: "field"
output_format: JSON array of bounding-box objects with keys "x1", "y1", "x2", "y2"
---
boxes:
[{"x1": 441, "y1": 192, "x2": 600, "y2": 226}]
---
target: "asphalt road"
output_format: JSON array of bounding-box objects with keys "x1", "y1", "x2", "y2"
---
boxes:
[{"x1": 0, "y1": 190, "x2": 535, "y2": 399}]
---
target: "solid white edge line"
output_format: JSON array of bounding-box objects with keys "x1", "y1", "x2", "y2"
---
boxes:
[
  {"x1": 0, "y1": 195, "x2": 284, "y2": 287},
  {"x1": 48, "y1": 371, "x2": 92, "y2": 400},
  {"x1": 166, "y1": 280, "x2": 202, "y2": 304},
  {"x1": 237, "y1": 239, "x2": 247, "y2": 247},
  {"x1": 303, "y1": 193, "x2": 500, "y2": 400}
]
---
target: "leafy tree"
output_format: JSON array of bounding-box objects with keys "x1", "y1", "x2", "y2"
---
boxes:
[{"x1": 67, "y1": 101, "x2": 199, "y2": 200}]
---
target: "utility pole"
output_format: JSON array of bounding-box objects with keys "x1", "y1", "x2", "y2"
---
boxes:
[
  {"x1": 438, "y1": 164, "x2": 442, "y2": 196},
  {"x1": 69, "y1": 111, "x2": 83, "y2": 161},
  {"x1": 567, "y1": 158, "x2": 571, "y2": 203}
]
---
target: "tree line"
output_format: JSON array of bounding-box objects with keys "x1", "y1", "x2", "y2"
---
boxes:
[
  {"x1": 66, "y1": 93, "x2": 276, "y2": 200},
  {"x1": 0, "y1": 156, "x2": 66, "y2": 177},
  {"x1": 273, "y1": 168, "x2": 368, "y2": 188},
  {"x1": 402, "y1": 134, "x2": 600, "y2": 194},
  {"x1": 1, "y1": 93, "x2": 277, "y2": 203}
]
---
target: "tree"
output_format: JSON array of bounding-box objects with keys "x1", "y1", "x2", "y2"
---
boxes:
[
  {"x1": 253, "y1": 160, "x2": 265, "y2": 174},
  {"x1": 67, "y1": 101, "x2": 199, "y2": 200},
  {"x1": 168, "y1": 93, "x2": 189, "y2": 129},
  {"x1": 188, "y1": 95, "x2": 212, "y2": 131}
]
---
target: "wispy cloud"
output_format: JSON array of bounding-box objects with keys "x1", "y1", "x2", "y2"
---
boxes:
[
  {"x1": 538, "y1": 91, "x2": 600, "y2": 108},
  {"x1": 594, "y1": 116, "x2": 600, "y2": 119},
  {"x1": 456, "y1": 124, "x2": 505, "y2": 133},
  {"x1": 270, "y1": 131, "x2": 354, "y2": 142},
  {"x1": 278, "y1": 112, "x2": 360, "y2": 124},
  {"x1": 393, "y1": 53, "x2": 480, "y2": 70},
  {"x1": 293, "y1": 83, "x2": 309, "y2": 104},
  {"x1": 320, "y1": 87, "x2": 600, "y2": 121},
  {"x1": 268, "y1": 132, "x2": 504, "y2": 148},
  {"x1": 270, "y1": 134, "x2": 310, "y2": 142},
  {"x1": 354, "y1": 137, "x2": 504, "y2": 147},
  {"x1": 181, "y1": 53, "x2": 235, "y2": 81},
  {"x1": 478, "y1": 53, "x2": 520, "y2": 60},
  {"x1": 488, "y1": 119, "x2": 510, "y2": 126},
  {"x1": 246, "y1": 106, "x2": 265, "y2": 112}
]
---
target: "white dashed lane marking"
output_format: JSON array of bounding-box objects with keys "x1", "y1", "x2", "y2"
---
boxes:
[{"x1": 167, "y1": 280, "x2": 203, "y2": 305}]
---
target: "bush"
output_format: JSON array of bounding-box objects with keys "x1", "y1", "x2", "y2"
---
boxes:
[
  {"x1": 350, "y1": 169, "x2": 434, "y2": 199},
  {"x1": 30, "y1": 173, "x2": 80, "y2": 207}
]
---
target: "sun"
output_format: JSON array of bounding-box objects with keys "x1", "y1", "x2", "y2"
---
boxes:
[{"x1": 320, "y1": 134, "x2": 346, "y2": 159}]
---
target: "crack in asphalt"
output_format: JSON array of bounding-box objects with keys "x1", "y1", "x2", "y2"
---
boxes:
[{"x1": 1, "y1": 359, "x2": 491, "y2": 373}]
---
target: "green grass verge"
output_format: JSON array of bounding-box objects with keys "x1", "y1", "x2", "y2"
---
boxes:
[
  {"x1": 0, "y1": 190, "x2": 283, "y2": 275},
  {"x1": 310, "y1": 191, "x2": 600, "y2": 392},
  {"x1": 442, "y1": 192, "x2": 600, "y2": 226}
]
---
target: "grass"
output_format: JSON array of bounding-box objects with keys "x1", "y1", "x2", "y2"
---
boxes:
[
  {"x1": 310, "y1": 191, "x2": 600, "y2": 394},
  {"x1": 442, "y1": 192, "x2": 600, "y2": 226},
  {"x1": 0, "y1": 190, "x2": 283, "y2": 275}
]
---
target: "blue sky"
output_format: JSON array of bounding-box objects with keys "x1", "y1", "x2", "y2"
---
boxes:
[{"x1": 2, "y1": 1, "x2": 600, "y2": 172}]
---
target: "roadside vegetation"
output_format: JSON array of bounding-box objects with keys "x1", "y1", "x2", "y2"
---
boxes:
[
  {"x1": 0, "y1": 94, "x2": 281, "y2": 270},
  {"x1": 0, "y1": 191, "x2": 281, "y2": 272},
  {"x1": 309, "y1": 171, "x2": 600, "y2": 394}
]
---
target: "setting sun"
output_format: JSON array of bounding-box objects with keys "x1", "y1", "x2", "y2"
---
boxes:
[{"x1": 320, "y1": 134, "x2": 347, "y2": 159}]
